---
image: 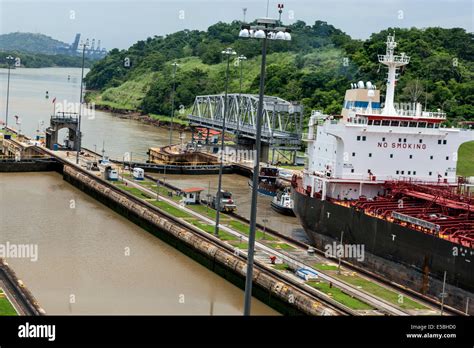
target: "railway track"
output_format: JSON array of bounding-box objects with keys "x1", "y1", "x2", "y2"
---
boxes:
[
  {"x1": 123, "y1": 177, "x2": 409, "y2": 315},
  {"x1": 228, "y1": 211, "x2": 465, "y2": 316},
  {"x1": 35, "y1": 147, "x2": 350, "y2": 316},
  {"x1": 36, "y1": 146, "x2": 464, "y2": 316},
  {"x1": 117, "y1": 177, "x2": 352, "y2": 316}
]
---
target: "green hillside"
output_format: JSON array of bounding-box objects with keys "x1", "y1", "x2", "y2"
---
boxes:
[
  {"x1": 0, "y1": 32, "x2": 93, "y2": 68},
  {"x1": 0, "y1": 51, "x2": 92, "y2": 68},
  {"x1": 84, "y1": 21, "x2": 474, "y2": 126},
  {"x1": 458, "y1": 141, "x2": 474, "y2": 177},
  {"x1": 0, "y1": 32, "x2": 68, "y2": 54}
]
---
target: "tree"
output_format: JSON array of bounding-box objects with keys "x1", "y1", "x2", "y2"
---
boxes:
[
  {"x1": 402, "y1": 79, "x2": 425, "y2": 104},
  {"x1": 84, "y1": 22, "x2": 473, "y2": 123}
]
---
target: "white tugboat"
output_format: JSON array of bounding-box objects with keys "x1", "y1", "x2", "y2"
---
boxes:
[{"x1": 270, "y1": 188, "x2": 296, "y2": 216}]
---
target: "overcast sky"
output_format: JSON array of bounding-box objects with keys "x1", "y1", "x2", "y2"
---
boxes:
[{"x1": 0, "y1": 0, "x2": 472, "y2": 50}]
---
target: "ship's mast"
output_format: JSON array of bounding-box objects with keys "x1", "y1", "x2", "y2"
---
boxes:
[{"x1": 378, "y1": 35, "x2": 410, "y2": 116}]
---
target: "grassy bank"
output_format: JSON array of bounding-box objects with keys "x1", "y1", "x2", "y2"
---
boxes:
[
  {"x1": 306, "y1": 281, "x2": 374, "y2": 310},
  {"x1": 457, "y1": 141, "x2": 474, "y2": 177},
  {"x1": 86, "y1": 52, "x2": 296, "y2": 118},
  {"x1": 0, "y1": 289, "x2": 17, "y2": 316},
  {"x1": 335, "y1": 274, "x2": 428, "y2": 310}
]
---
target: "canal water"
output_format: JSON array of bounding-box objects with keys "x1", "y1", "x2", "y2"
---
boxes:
[
  {"x1": 0, "y1": 172, "x2": 277, "y2": 315},
  {"x1": 0, "y1": 67, "x2": 182, "y2": 161},
  {"x1": 0, "y1": 66, "x2": 304, "y2": 313},
  {"x1": 0, "y1": 66, "x2": 306, "y2": 240},
  {"x1": 0, "y1": 67, "x2": 280, "y2": 315}
]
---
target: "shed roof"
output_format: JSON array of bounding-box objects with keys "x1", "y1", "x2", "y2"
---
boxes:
[{"x1": 182, "y1": 187, "x2": 205, "y2": 193}]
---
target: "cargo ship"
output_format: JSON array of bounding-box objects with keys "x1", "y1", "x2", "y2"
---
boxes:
[{"x1": 292, "y1": 35, "x2": 474, "y2": 296}]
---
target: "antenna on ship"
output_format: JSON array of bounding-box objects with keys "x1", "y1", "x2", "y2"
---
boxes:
[
  {"x1": 242, "y1": 8, "x2": 247, "y2": 23},
  {"x1": 424, "y1": 81, "x2": 428, "y2": 112},
  {"x1": 378, "y1": 33, "x2": 410, "y2": 116}
]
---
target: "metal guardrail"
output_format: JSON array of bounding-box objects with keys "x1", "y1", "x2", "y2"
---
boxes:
[
  {"x1": 188, "y1": 115, "x2": 301, "y2": 143},
  {"x1": 392, "y1": 211, "x2": 440, "y2": 232},
  {"x1": 117, "y1": 161, "x2": 232, "y2": 171}
]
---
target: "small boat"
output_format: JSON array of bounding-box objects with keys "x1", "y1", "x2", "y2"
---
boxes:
[
  {"x1": 249, "y1": 167, "x2": 279, "y2": 197},
  {"x1": 271, "y1": 189, "x2": 296, "y2": 216}
]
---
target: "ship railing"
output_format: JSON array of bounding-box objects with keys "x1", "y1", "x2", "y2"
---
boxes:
[
  {"x1": 328, "y1": 174, "x2": 391, "y2": 181},
  {"x1": 420, "y1": 111, "x2": 446, "y2": 119},
  {"x1": 377, "y1": 54, "x2": 410, "y2": 65},
  {"x1": 352, "y1": 108, "x2": 446, "y2": 119},
  {"x1": 346, "y1": 116, "x2": 369, "y2": 125}
]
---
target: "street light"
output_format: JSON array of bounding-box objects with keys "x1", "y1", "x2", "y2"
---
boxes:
[
  {"x1": 76, "y1": 39, "x2": 89, "y2": 165},
  {"x1": 214, "y1": 47, "x2": 236, "y2": 237},
  {"x1": 337, "y1": 231, "x2": 344, "y2": 275},
  {"x1": 237, "y1": 55, "x2": 247, "y2": 134},
  {"x1": 239, "y1": 17, "x2": 291, "y2": 316},
  {"x1": 4, "y1": 55, "x2": 15, "y2": 129},
  {"x1": 169, "y1": 61, "x2": 179, "y2": 146},
  {"x1": 165, "y1": 61, "x2": 178, "y2": 197}
]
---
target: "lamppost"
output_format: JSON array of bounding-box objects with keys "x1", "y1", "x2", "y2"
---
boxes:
[
  {"x1": 440, "y1": 270, "x2": 447, "y2": 315},
  {"x1": 214, "y1": 47, "x2": 236, "y2": 237},
  {"x1": 338, "y1": 231, "x2": 344, "y2": 275},
  {"x1": 4, "y1": 55, "x2": 15, "y2": 129},
  {"x1": 169, "y1": 61, "x2": 179, "y2": 146},
  {"x1": 76, "y1": 39, "x2": 89, "y2": 165},
  {"x1": 239, "y1": 17, "x2": 291, "y2": 316},
  {"x1": 237, "y1": 55, "x2": 247, "y2": 134}
]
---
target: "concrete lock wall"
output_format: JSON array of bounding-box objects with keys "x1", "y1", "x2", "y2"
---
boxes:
[
  {"x1": 0, "y1": 259, "x2": 44, "y2": 315},
  {"x1": 0, "y1": 161, "x2": 62, "y2": 173},
  {"x1": 62, "y1": 164, "x2": 339, "y2": 316}
]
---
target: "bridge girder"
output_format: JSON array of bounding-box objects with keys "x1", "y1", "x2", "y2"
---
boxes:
[{"x1": 188, "y1": 94, "x2": 303, "y2": 148}]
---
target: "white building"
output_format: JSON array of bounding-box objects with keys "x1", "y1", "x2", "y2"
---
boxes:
[{"x1": 182, "y1": 187, "x2": 204, "y2": 204}]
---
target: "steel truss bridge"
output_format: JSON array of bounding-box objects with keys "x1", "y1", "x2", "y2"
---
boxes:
[{"x1": 188, "y1": 94, "x2": 303, "y2": 152}]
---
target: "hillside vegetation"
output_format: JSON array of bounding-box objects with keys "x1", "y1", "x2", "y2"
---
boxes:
[
  {"x1": 0, "y1": 33, "x2": 93, "y2": 68},
  {"x1": 0, "y1": 32, "x2": 68, "y2": 54},
  {"x1": 0, "y1": 51, "x2": 92, "y2": 68},
  {"x1": 458, "y1": 141, "x2": 474, "y2": 177},
  {"x1": 84, "y1": 20, "x2": 474, "y2": 125}
]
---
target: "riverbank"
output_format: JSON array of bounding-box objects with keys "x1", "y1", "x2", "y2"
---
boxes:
[{"x1": 85, "y1": 91, "x2": 190, "y2": 132}]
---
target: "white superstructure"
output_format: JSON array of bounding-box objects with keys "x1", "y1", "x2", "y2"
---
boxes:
[{"x1": 303, "y1": 35, "x2": 474, "y2": 201}]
